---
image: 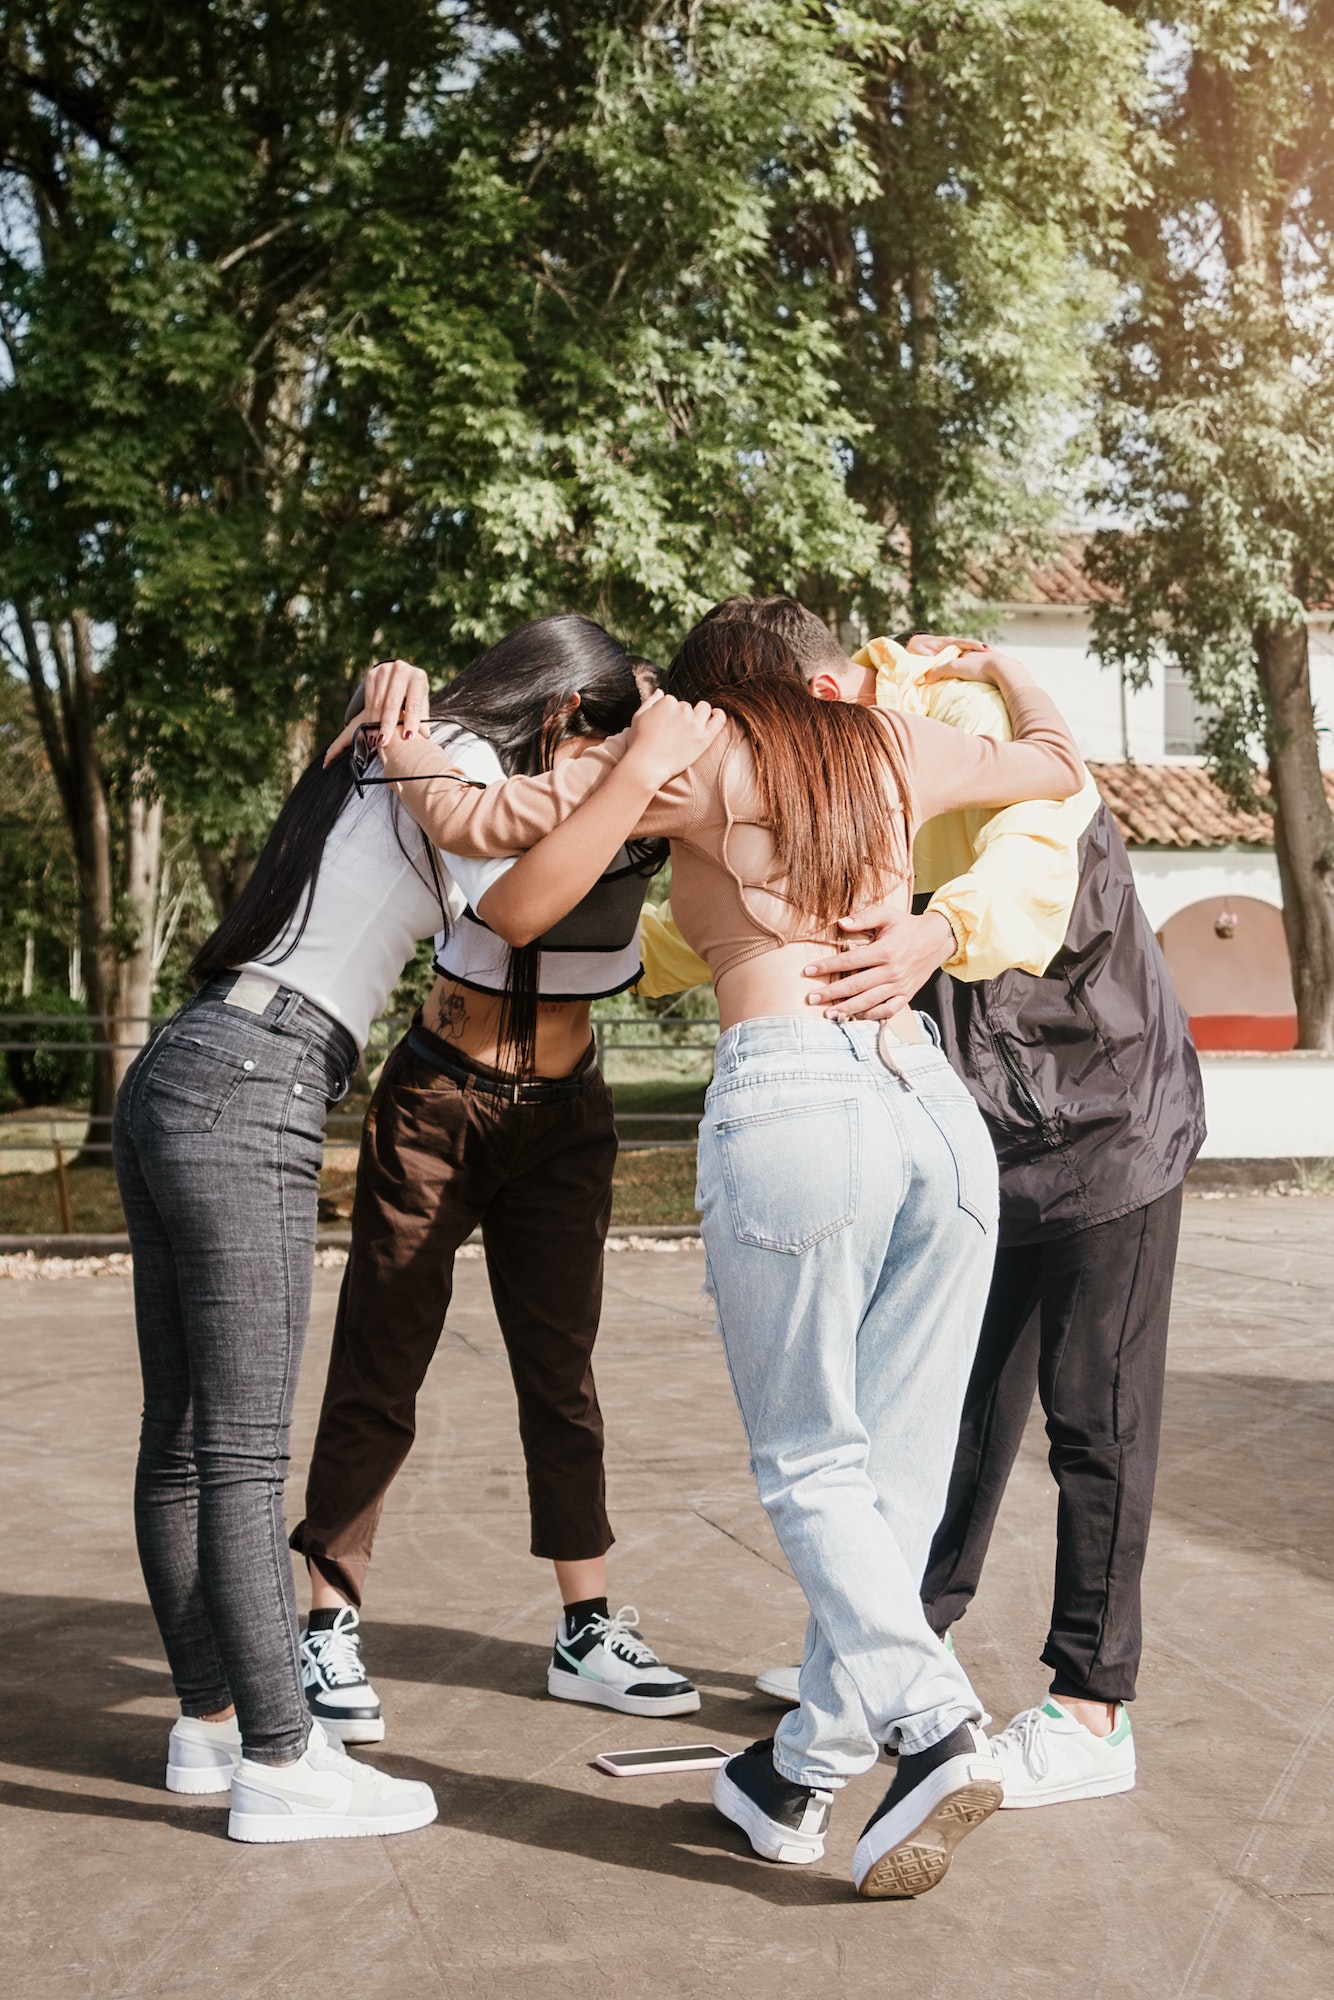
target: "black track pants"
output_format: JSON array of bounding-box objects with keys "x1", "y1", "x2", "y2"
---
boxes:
[{"x1": 921, "y1": 1185, "x2": 1183, "y2": 1704}]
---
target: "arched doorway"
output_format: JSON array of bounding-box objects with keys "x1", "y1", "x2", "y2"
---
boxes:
[{"x1": 1157, "y1": 897, "x2": 1296, "y2": 1050}]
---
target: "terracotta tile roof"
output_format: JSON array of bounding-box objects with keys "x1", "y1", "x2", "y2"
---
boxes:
[
  {"x1": 1090, "y1": 762, "x2": 1334, "y2": 848},
  {"x1": 967, "y1": 535, "x2": 1119, "y2": 607},
  {"x1": 970, "y1": 531, "x2": 1334, "y2": 609},
  {"x1": 1010, "y1": 538, "x2": 1119, "y2": 607}
]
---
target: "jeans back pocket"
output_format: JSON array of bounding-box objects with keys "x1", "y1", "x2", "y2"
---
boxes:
[
  {"x1": 711, "y1": 1097, "x2": 859, "y2": 1254},
  {"x1": 915, "y1": 1085, "x2": 998, "y2": 1232},
  {"x1": 142, "y1": 1032, "x2": 255, "y2": 1135}
]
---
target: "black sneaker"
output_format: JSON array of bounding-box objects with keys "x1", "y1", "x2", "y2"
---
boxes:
[
  {"x1": 299, "y1": 1606, "x2": 386, "y2": 1745},
  {"x1": 713, "y1": 1738, "x2": 833, "y2": 1865},
  {"x1": 547, "y1": 1604, "x2": 700, "y2": 1718},
  {"x1": 852, "y1": 1723, "x2": 1002, "y2": 1898}
]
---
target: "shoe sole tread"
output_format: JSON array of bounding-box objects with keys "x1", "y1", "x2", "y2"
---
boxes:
[{"x1": 856, "y1": 1776, "x2": 1003, "y2": 1899}]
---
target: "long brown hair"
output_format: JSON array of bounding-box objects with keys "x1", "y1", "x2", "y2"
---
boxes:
[{"x1": 666, "y1": 622, "x2": 913, "y2": 923}]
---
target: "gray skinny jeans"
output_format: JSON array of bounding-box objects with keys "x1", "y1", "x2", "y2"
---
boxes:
[{"x1": 113, "y1": 976, "x2": 355, "y2": 1763}]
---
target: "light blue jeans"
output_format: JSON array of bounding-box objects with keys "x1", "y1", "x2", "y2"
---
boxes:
[{"x1": 697, "y1": 1015, "x2": 999, "y2": 1788}]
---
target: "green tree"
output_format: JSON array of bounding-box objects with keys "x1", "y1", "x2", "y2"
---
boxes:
[
  {"x1": 783, "y1": 0, "x2": 1148, "y2": 631},
  {"x1": 1090, "y1": 3, "x2": 1334, "y2": 1049},
  {"x1": 1, "y1": 2, "x2": 880, "y2": 1161}
]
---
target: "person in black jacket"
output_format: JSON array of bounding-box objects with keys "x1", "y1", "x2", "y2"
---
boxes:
[{"x1": 742, "y1": 611, "x2": 1206, "y2": 1809}]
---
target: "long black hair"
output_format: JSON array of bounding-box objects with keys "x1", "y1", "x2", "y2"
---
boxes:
[
  {"x1": 191, "y1": 615, "x2": 656, "y2": 1069},
  {"x1": 190, "y1": 754, "x2": 359, "y2": 988},
  {"x1": 428, "y1": 616, "x2": 662, "y2": 1071}
]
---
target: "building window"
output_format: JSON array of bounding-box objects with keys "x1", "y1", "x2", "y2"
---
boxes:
[{"x1": 1164, "y1": 664, "x2": 1216, "y2": 756}]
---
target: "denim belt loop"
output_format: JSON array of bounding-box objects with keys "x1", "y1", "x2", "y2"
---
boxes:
[
  {"x1": 836, "y1": 1019, "x2": 876, "y2": 1062},
  {"x1": 273, "y1": 987, "x2": 306, "y2": 1032}
]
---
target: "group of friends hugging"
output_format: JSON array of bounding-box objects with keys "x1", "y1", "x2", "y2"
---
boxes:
[{"x1": 112, "y1": 593, "x2": 1204, "y2": 1899}]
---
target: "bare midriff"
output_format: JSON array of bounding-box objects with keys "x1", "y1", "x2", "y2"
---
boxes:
[
  {"x1": 713, "y1": 940, "x2": 920, "y2": 1041},
  {"x1": 420, "y1": 974, "x2": 594, "y2": 1078}
]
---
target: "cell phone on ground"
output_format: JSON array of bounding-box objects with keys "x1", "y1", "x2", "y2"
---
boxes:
[{"x1": 594, "y1": 1744, "x2": 731, "y2": 1777}]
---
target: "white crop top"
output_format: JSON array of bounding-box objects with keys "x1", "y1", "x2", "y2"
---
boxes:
[
  {"x1": 236, "y1": 728, "x2": 503, "y2": 1048},
  {"x1": 433, "y1": 730, "x2": 646, "y2": 1001},
  {"x1": 240, "y1": 726, "x2": 648, "y2": 1038}
]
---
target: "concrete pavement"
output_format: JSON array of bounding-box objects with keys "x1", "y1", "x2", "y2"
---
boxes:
[{"x1": 2, "y1": 1197, "x2": 1332, "y2": 1998}]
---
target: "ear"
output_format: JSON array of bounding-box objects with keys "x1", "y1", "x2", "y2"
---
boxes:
[{"x1": 809, "y1": 671, "x2": 842, "y2": 703}]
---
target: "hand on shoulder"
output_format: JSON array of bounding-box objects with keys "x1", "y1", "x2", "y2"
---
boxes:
[{"x1": 623, "y1": 691, "x2": 728, "y2": 786}]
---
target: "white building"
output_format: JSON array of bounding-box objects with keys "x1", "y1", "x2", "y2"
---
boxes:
[{"x1": 994, "y1": 543, "x2": 1334, "y2": 1059}]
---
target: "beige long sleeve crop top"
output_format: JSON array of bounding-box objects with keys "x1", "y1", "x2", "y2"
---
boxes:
[{"x1": 380, "y1": 680, "x2": 1085, "y2": 986}]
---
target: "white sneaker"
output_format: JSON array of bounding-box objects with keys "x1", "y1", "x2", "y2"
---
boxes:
[
  {"x1": 227, "y1": 1721, "x2": 438, "y2": 1843},
  {"x1": 547, "y1": 1605, "x2": 700, "y2": 1718},
  {"x1": 755, "y1": 1633, "x2": 957, "y2": 1708},
  {"x1": 754, "y1": 1665, "x2": 801, "y2": 1705},
  {"x1": 991, "y1": 1698, "x2": 1136, "y2": 1808},
  {"x1": 300, "y1": 1606, "x2": 386, "y2": 1745},
  {"x1": 165, "y1": 1714, "x2": 242, "y2": 1795}
]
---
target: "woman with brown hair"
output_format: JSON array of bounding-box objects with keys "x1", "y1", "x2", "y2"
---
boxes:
[{"x1": 345, "y1": 621, "x2": 1084, "y2": 1899}]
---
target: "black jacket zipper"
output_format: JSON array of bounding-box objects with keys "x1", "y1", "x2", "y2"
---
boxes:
[{"x1": 991, "y1": 1031, "x2": 1058, "y2": 1140}]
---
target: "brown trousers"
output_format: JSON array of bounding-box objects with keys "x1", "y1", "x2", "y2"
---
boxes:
[{"x1": 292, "y1": 1020, "x2": 618, "y2": 1604}]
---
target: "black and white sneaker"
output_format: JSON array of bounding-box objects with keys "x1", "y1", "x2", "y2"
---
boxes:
[
  {"x1": 713, "y1": 1738, "x2": 833, "y2": 1865},
  {"x1": 852, "y1": 1723, "x2": 1003, "y2": 1899},
  {"x1": 300, "y1": 1606, "x2": 386, "y2": 1745},
  {"x1": 547, "y1": 1604, "x2": 700, "y2": 1718}
]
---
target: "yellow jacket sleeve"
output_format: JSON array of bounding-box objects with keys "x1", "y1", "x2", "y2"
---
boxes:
[
  {"x1": 636, "y1": 903, "x2": 713, "y2": 997},
  {"x1": 854, "y1": 636, "x2": 1096, "y2": 982},
  {"x1": 924, "y1": 775, "x2": 1102, "y2": 980}
]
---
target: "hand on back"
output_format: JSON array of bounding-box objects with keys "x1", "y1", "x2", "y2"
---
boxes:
[
  {"x1": 624, "y1": 691, "x2": 727, "y2": 786},
  {"x1": 801, "y1": 903, "x2": 957, "y2": 1021}
]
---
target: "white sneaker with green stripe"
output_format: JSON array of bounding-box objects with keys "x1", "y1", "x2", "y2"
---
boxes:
[
  {"x1": 990, "y1": 1697, "x2": 1135, "y2": 1808},
  {"x1": 548, "y1": 1605, "x2": 700, "y2": 1719}
]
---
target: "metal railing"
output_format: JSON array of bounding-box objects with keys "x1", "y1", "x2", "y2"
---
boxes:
[{"x1": 0, "y1": 1012, "x2": 719, "y2": 1194}]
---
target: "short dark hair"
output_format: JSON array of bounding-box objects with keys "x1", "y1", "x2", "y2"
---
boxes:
[{"x1": 701, "y1": 594, "x2": 848, "y2": 679}]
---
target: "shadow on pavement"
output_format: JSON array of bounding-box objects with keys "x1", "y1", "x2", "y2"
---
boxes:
[
  {"x1": 369, "y1": 1754, "x2": 862, "y2": 1906},
  {"x1": 359, "y1": 1616, "x2": 764, "y2": 1725}
]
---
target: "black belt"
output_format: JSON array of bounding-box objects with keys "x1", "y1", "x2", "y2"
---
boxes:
[{"x1": 406, "y1": 1028, "x2": 592, "y2": 1105}]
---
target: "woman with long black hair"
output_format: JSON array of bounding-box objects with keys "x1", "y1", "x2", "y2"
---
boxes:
[
  {"x1": 112, "y1": 615, "x2": 717, "y2": 1842},
  {"x1": 291, "y1": 632, "x2": 716, "y2": 1740},
  {"x1": 348, "y1": 618, "x2": 1085, "y2": 1899}
]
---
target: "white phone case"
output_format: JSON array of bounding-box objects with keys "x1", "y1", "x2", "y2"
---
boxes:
[{"x1": 594, "y1": 1745, "x2": 730, "y2": 1777}]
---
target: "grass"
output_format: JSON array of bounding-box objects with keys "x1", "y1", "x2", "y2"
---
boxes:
[
  {"x1": 0, "y1": 1075, "x2": 707, "y2": 1238},
  {"x1": 609, "y1": 1147, "x2": 701, "y2": 1228},
  {"x1": 0, "y1": 1150, "x2": 701, "y2": 1235},
  {"x1": 0, "y1": 1166, "x2": 126, "y2": 1235}
]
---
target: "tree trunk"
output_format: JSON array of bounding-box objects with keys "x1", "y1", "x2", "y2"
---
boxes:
[
  {"x1": 1255, "y1": 620, "x2": 1334, "y2": 1051},
  {"x1": 196, "y1": 833, "x2": 258, "y2": 920},
  {"x1": 115, "y1": 790, "x2": 164, "y2": 1094},
  {"x1": 11, "y1": 608, "x2": 163, "y2": 1162},
  {"x1": 17, "y1": 611, "x2": 119, "y2": 1162}
]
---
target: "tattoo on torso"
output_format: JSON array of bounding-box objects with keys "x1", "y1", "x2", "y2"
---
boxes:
[{"x1": 428, "y1": 990, "x2": 470, "y2": 1043}]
